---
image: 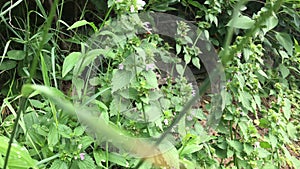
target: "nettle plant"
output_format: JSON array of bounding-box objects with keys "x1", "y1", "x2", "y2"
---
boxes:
[
  {"x1": 214, "y1": 1, "x2": 300, "y2": 167},
  {"x1": 62, "y1": 13, "x2": 217, "y2": 168}
]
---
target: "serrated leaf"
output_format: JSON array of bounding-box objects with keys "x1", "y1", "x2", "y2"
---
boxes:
[
  {"x1": 77, "y1": 154, "x2": 96, "y2": 169},
  {"x1": 58, "y1": 124, "x2": 72, "y2": 138},
  {"x1": 143, "y1": 70, "x2": 158, "y2": 88},
  {"x1": 62, "y1": 52, "x2": 81, "y2": 77},
  {"x1": 7, "y1": 50, "x2": 26, "y2": 60},
  {"x1": 228, "y1": 140, "x2": 243, "y2": 152},
  {"x1": 111, "y1": 70, "x2": 133, "y2": 92},
  {"x1": 74, "y1": 126, "x2": 85, "y2": 136},
  {"x1": 49, "y1": 159, "x2": 68, "y2": 169}
]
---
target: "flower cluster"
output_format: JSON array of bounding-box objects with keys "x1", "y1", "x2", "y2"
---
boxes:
[{"x1": 114, "y1": 0, "x2": 146, "y2": 13}]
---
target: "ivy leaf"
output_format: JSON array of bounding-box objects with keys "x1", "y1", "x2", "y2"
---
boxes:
[
  {"x1": 111, "y1": 70, "x2": 133, "y2": 92},
  {"x1": 275, "y1": 32, "x2": 293, "y2": 56}
]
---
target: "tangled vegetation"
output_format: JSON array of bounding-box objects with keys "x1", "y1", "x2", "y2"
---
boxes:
[{"x1": 0, "y1": 0, "x2": 299, "y2": 168}]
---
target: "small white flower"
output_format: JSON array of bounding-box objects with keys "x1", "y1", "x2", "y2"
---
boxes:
[
  {"x1": 136, "y1": 0, "x2": 146, "y2": 10},
  {"x1": 163, "y1": 119, "x2": 169, "y2": 125},
  {"x1": 115, "y1": 0, "x2": 123, "y2": 3},
  {"x1": 130, "y1": 5, "x2": 135, "y2": 12}
]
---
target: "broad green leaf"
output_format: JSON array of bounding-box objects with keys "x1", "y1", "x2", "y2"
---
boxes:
[
  {"x1": 184, "y1": 53, "x2": 191, "y2": 64},
  {"x1": 180, "y1": 158, "x2": 195, "y2": 169},
  {"x1": 283, "y1": 98, "x2": 291, "y2": 120},
  {"x1": 157, "y1": 143, "x2": 180, "y2": 169},
  {"x1": 49, "y1": 159, "x2": 68, "y2": 169},
  {"x1": 29, "y1": 99, "x2": 44, "y2": 109},
  {"x1": 262, "y1": 12, "x2": 278, "y2": 34},
  {"x1": 238, "y1": 121, "x2": 248, "y2": 139},
  {"x1": 291, "y1": 156, "x2": 300, "y2": 169},
  {"x1": 73, "y1": 49, "x2": 104, "y2": 75},
  {"x1": 287, "y1": 122, "x2": 297, "y2": 140},
  {"x1": 58, "y1": 124, "x2": 72, "y2": 138},
  {"x1": 243, "y1": 143, "x2": 253, "y2": 155},
  {"x1": 257, "y1": 70, "x2": 268, "y2": 79},
  {"x1": 239, "y1": 90, "x2": 252, "y2": 111},
  {"x1": 0, "y1": 136, "x2": 38, "y2": 169},
  {"x1": 228, "y1": 140, "x2": 243, "y2": 152},
  {"x1": 62, "y1": 52, "x2": 81, "y2": 77},
  {"x1": 187, "y1": 0, "x2": 202, "y2": 9},
  {"x1": 111, "y1": 70, "x2": 133, "y2": 92},
  {"x1": 0, "y1": 60, "x2": 17, "y2": 70},
  {"x1": 275, "y1": 32, "x2": 293, "y2": 56},
  {"x1": 74, "y1": 126, "x2": 85, "y2": 136},
  {"x1": 68, "y1": 20, "x2": 90, "y2": 30},
  {"x1": 279, "y1": 64, "x2": 290, "y2": 78},
  {"x1": 192, "y1": 57, "x2": 201, "y2": 69},
  {"x1": 142, "y1": 70, "x2": 158, "y2": 89},
  {"x1": 176, "y1": 64, "x2": 184, "y2": 76},
  {"x1": 257, "y1": 147, "x2": 271, "y2": 158},
  {"x1": 227, "y1": 15, "x2": 254, "y2": 29},
  {"x1": 48, "y1": 123, "x2": 59, "y2": 147},
  {"x1": 77, "y1": 154, "x2": 96, "y2": 169},
  {"x1": 179, "y1": 144, "x2": 203, "y2": 156},
  {"x1": 7, "y1": 50, "x2": 26, "y2": 60},
  {"x1": 94, "y1": 150, "x2": 128, "y2": 167},
  {"x1": 262, "y1": 163, "x2": 277, "y2": 169}
]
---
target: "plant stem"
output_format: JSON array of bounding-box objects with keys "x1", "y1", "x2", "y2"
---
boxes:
[
  {"x1": 36, "y1": 153, "x2": 60, "y2": 166},
  {"x1": 3, "y1": 97, "x2": 27, "y2": 169}
]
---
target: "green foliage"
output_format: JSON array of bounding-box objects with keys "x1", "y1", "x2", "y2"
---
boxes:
[{"x1": 0, "y1": 0, "x2": 300, "y2": 168}]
